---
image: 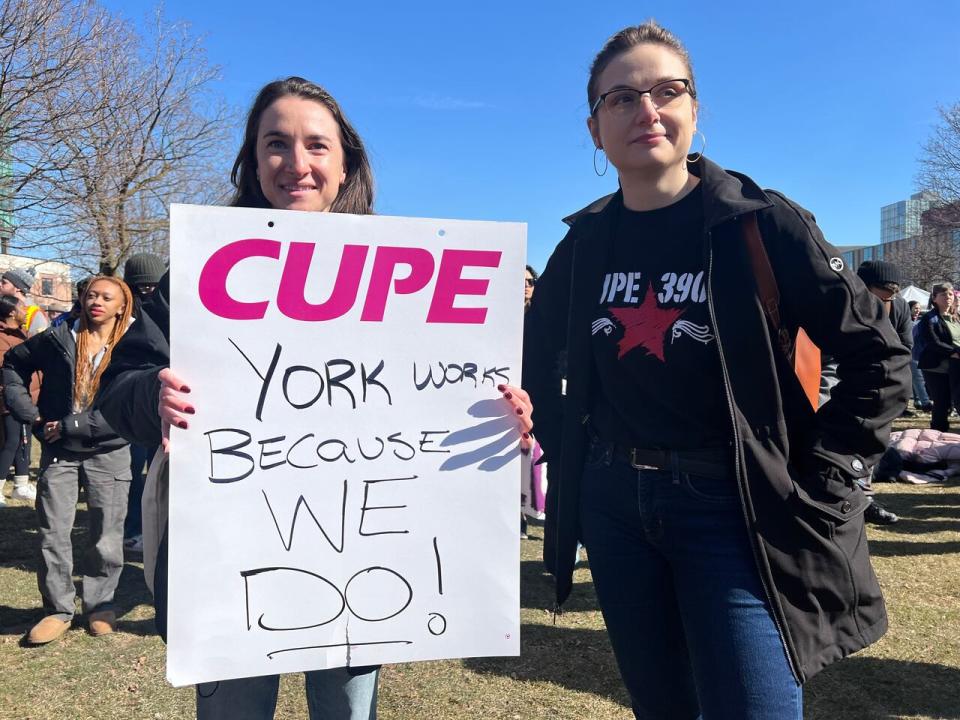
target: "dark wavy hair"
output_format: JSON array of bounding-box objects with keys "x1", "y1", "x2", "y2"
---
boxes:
[{"x1": 230, "y1": 77, "x2": 374, "y2": 214}]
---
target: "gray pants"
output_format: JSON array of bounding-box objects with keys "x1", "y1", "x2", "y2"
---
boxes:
[{"x1": 35, "y1": 445, "x2": 131, "y2": 618}]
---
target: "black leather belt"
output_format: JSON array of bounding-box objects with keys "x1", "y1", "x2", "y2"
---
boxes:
[{"x1": 612, "y1": 444, "x2": 732, "y2": 480}]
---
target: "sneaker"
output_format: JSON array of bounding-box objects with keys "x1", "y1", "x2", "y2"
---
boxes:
[
  {"x1": 11, "y1": 482, "x2": 36, "y2": 502},
  {"x1": 865, "y1": 500, "x2": 899, "y2": 525},
  {"x1": 88, "y1": 609, "x2": 116, "y2": 637},
  {"x1": 26, "y1": 615, "x2": 72, "y2": 645}
]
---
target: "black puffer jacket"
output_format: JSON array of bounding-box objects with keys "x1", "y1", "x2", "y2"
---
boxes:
[
  {"x1": 2, "y1": 321, "x2": 127, "y2": 454},
  {"x1": 523, "y1": 157, "x2": 910, "y2": 683}
]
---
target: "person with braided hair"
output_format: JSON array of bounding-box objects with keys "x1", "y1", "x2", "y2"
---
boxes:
[{"x1": 2, "y1": 275, "x2": 134, "y2": 644}]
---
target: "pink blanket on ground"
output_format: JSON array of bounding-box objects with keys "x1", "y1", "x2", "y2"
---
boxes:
[{"x1": 889, "y1": 428, "x2": 960, "y2": 463}]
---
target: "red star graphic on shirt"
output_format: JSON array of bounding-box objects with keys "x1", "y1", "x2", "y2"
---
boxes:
[{"x1": 608, "y1": 284, "x2": 683, "y2": 361}]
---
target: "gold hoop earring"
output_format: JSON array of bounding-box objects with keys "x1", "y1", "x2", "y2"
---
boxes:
[
  {"x1": 687, "y1": 131, "x2": 707, "y2": 163},
  {"x1": 593, "y1": 147, "x2": 608, "y2": 177}
]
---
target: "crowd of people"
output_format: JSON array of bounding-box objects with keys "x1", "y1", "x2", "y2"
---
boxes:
[{"x1": 0, "y1": 18, "x2": 953, "y2": 720}]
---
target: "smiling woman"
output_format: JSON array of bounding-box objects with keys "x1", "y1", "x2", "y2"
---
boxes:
[{"x1": 230, "y1": 76, "x2": 374, "y2": 215}]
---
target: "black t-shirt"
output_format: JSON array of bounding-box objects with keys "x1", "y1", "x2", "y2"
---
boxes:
[{"x1": 589, "y1": 185, "x2": 731, "y2": 449}]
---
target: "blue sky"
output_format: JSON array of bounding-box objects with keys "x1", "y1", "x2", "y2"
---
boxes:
[{"x1": 107, "y1": 0, "x2": 960, "y2": 272}]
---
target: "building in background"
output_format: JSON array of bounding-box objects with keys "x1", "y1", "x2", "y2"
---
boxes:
[
  {"x1": 0, "y1": 253, "x2": 72, "y2": 313},
  {"x1": 880, "y1": 191, "x2": 939, "y2": 245},
  {"x1": 838, "y1": 191, "x2": 959, "y2": 288}
]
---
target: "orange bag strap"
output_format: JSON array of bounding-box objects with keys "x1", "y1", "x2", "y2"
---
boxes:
[{"x1": 741, "y1": 213, "x2": 821, "y2": 409}]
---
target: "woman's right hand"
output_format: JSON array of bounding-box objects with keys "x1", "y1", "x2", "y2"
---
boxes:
[{"x1": 159, "y1": 367, "x2": 194, "y2": 453}]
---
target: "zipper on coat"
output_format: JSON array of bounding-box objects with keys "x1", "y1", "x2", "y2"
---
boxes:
[
  {"x1": 554, "y1": 233, "x2": 583, "y2": 611},
  {"x1": 705, "y1": 229, "x2": 804, "y2": 684}
]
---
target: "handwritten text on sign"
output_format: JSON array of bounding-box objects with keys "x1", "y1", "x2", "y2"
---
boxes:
[{"x1": 167, "y1": 206, "x2": 524, "y2": 686}]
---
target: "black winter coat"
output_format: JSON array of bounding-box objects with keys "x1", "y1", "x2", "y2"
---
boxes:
[
  {"x1": 2, "y1": 321, "x2": 127, "y2": 454},
  {"x1": 916, "y1": 307, "x2": 960, "y2": 370},
  {"x1": 523, "y1": 157, "x2": 910, "y2": 683}
]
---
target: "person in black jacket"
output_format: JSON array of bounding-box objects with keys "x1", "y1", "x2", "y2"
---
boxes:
[
  {"x1": 917, "y1": 282, "x2": 960, "y2": 431},
  {"x1": 520, "y1": 22, "x2": 909, "y2": 720},
  {"x1": 96, "y1": 77, "x2": 382, "y2": 720},
  {"x1": 3, "y1": 276, "x2": 133, "y2": 645}
]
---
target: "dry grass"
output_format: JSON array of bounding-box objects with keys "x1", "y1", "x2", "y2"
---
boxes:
[{"x1": 1, "y1": 418, "x2": 958, "y2": 720}]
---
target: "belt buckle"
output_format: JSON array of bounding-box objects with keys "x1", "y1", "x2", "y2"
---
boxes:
[{"x1": 629, "y1": 448, "x2": 659, "y2": 471}]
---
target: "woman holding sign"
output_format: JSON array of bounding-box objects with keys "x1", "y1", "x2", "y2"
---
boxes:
[
  {"x1": 3, "y1": 276, "x2": 134, "y2": 644},
  {"x1": 97, "y1": 77, "x2": 378, "y2": 719},
  {"x1": 518, "y1": 21, "x2": 910, "y2": 720}
]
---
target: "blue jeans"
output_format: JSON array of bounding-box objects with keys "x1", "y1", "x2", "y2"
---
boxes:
[
  {"x1": 579, "y1": 444, "x2": 802, "y2": 720},
  {"x1": 196, "y1": 667, "x2": 378, "y2": 719},
  {"x1": 911, "y1": 359, "x2": 931, "y2": 407}
]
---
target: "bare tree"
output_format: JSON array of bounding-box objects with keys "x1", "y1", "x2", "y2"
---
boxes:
[
  {"x1": 0, "y1": 0, "x2": 116, "y2": 252},
  {"x1": 906, "y1": 103, "x2": 960, "y2": 288},
  {"x1": 885, "y1": 226, "x2": 959, "y2": 290},
  {"x1": 918, "y1": 103, "x2": 960, "y2": 209},
  {"x1": 5, "y1": 3, "x2": 233, "y2": 275},
  {"x1": 23, "y1": 10, "x2": 233, "y2": 275}
]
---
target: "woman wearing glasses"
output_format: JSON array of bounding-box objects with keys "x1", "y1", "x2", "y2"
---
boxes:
[{"x1": 519, "y1": 21, "x2": 909, "y2": 719}]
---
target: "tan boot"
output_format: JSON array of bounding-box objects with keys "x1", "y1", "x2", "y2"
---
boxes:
[
  {"x1": 88, "y1": 609, "x2": 116, "y2": 637},
  {"x1": 26, "y1": 615, "x2": 72, "y2": 645}
]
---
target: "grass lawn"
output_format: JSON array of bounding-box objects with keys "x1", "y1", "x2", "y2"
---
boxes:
[{"x1": 1, "y1": 417, "x2": 958, "y2": 719}]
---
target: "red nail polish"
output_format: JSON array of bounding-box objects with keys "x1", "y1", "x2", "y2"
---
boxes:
[
  {"x1": 522, "y1": 433, "x2": 530, "y2": 439},
  {"x1": 516, "y1": 408, "x2": 523, "y2": 415},
  {"x1": 185, "y1": 407, "x2": 196, "y2": 415},
  {"x1": 178, "y1": 420, "x2": 188, "y2": 429},
  {"x1": 497, "y1": 384, "x2": 506, "y2": 392},
  {"x1": 181, "y1": 385, "x2": 191, "y2": 393},
  {"x1": 504, "y1": 392, "x2": 513, "y2": 400}
]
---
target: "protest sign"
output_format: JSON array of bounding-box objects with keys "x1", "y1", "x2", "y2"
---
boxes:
[{"x1": 166, "y1": 205, "x2": 525, "y2": 686}]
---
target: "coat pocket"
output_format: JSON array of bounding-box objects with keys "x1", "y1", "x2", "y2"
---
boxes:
[{"x1": 792, "y1": 473, "x2": 869, "y2": 528}]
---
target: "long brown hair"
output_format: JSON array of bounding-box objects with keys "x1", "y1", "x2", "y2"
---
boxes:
[
  {"x1": 230, "y1": 76, "x2": 375, "y2": 214},
  {"x1": 74, "y1": 276, "x2": 133, "y2": 411}
]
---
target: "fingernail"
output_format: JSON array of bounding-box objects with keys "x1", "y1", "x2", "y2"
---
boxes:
[
  {"x1": 503, "y1": 392, "x2": 513, "y2": 400},
  {"x1": 522, "y1": 433, "x2": 530, "y2": 439},
  {"x1": 516, "y1": 408, "x2": 523, "y2": 415},
  {"x1": 184, "y1": 407, "x2": 196, "y2": 415},
  {"x1": 177, "y1": 420, "x2": 188, "y2": 429},
  {"x1": 180, "y1": 385, "x2": 191, "y2": 393},
  {"x1": 497, "y1": 384, "x2": 506, "y2": 392}
]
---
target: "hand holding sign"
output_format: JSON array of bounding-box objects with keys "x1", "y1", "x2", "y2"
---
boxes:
[
  {"x1": 498, "y1": 384, "x2": 533, "y2": 451},
  {"x1": 158, "y1": 367, "x2": 193, "y2": 452}
]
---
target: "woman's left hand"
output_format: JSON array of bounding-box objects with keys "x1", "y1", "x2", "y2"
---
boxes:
[{"x1": 498, "y1": 384, "x2": 533, "y2": 452}]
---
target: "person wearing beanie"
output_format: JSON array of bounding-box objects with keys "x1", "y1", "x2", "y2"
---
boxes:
[
  {"x1": 0, "y1": 266, "x2": 49, "y2": 338},
  {"x1": 854, "y1": 259, "x2": 910, "y2": 525},
  {"x1": 120, "y1": 254, "x2": 165, "y2": 555},
  {"x1": 123, "y1": 253, "x2": 166, "y2": 300}
]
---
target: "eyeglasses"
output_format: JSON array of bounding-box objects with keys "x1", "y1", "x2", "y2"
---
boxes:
[
  {"x1": 525, "y1": 277, "x2": 536, "y2": 287},
  {"x1": 591, "y1": 79, "x2": 695, "y2": 116}
]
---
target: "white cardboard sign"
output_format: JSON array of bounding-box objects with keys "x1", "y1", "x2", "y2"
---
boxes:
[{"x1": 167, "y1": 205, "x2": 525, "y2": 686}]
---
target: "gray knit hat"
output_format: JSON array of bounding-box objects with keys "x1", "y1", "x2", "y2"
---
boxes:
[
  {"x1": 123, "y1": 252, "x2": 166, "y2": 287},
  {"x1": 1, "y1": 267, "x2": 36, "y2": 294}
]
